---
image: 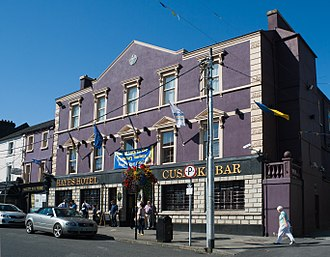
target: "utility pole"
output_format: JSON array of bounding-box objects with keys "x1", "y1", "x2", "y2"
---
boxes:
[{"x1": 206, "y1": 47, "x2": 215, "y2": 253}]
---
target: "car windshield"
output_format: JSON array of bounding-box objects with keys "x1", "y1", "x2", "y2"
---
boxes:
[
  {"x1": 0, "y1": 204, "x2": 20, "y2": 212},
  {"x1": 54, "y1": 208, "x2": 82, "y2": 218}
]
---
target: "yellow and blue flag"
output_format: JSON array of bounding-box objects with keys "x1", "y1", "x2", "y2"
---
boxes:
[{"x1": 255, "y1": 101, "x2": 290, "y2": 121}]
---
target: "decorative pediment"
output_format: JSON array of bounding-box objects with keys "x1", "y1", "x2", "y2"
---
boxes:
[
  {"x1": 153, "y1": 116, "x2": 176, "y2": 129},
  {"x1": 117, "y1": 124, "x2": 138, "y2": 136},
  {"x1": 62, "y1": 137, "x2": 80, "y2": 148},
  {"x1": 86, "y1": 130, "x2": 106, "y2": 142},
  {"x1": 195, "y1": 108, "x2": 225, "y2": 121}
]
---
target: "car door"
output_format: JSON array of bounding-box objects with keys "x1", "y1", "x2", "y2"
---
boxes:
[
  {"x1": 32, "y1": 208, "x2": 47, "y2": 230},
  {"x1": 42, "y1": 208, "x2": 56, "y2": 232}
]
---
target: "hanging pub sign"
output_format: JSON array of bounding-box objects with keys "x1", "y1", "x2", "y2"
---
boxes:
[{"x1": 114, "y1": 147, "x2": 153, "y2": 169}]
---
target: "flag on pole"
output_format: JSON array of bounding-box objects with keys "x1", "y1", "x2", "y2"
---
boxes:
[
  {"x1": 94, "y1": 125, "x2": 103, "y2": 149},
  {"x1": 254, "y1": 101, "x2": 290, "y2": 121},
  {"x1": 169, "y1": 101, "x2": 186, "y2": 128},
  {"x1": 32, "y1": 159, "x2": 42, "y2": 165}
]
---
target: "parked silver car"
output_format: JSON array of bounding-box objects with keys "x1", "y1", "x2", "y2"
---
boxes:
[
  {"x1": 25, "y1": 207, "x2": 98, "y2": 238},
  {"x1": 0, "y1": 203, "x2": 26, "y2": 226}
]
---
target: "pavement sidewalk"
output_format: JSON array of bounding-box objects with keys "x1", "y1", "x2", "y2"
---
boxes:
[{"x1": 97, "y1": 226, "x2": 330, "y2": 255}]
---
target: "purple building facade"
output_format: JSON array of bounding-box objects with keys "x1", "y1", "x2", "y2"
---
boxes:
[
  {"x1": 21, "y1": 120, "x2": 55, "y2": 211},
  {"x1": 47, "y1": 10, "x2": 330, "y2": 236}
]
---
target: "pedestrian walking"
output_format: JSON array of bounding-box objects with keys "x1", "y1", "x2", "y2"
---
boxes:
[
  {"x1": 109, "y1": 200, "x2": 118, "y2": 227},
  {"x1": 137, "y1": 201, "x2": 146, "y2": 235},
  {"x1": 274, "y1": 205, "x2": 295, "y2": 245},
  {"x1": 144, "y1": 201, "x2": 153, "y2": 229}
]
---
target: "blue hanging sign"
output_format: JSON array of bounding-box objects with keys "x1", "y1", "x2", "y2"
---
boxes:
[{"x1": 114, "y1": 147, "x2": 153, "y2": 169}]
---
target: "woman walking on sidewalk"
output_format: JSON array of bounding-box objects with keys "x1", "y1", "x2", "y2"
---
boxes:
[
  {"x1": 274, "y1": 205, "x2": 295, "y2": 245},
  {"x1": 137, "y1": 202, "x2": 146, "y2": 235}
]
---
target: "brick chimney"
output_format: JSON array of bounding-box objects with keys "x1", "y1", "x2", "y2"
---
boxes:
[
  {"x1": 267, "y1": 9, "x2": 295, "y2": 32},
  {"x1": 80, "y1": 75, "x2": 95, "y2": 89}
]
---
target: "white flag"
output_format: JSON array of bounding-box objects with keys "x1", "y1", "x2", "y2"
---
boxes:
[{"x1": 169, "y1": 101, "x2": 185, "y2": 128}]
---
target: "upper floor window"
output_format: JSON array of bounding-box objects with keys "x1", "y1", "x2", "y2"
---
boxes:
[
  {"x1": 157, "y1": 64, "x2": 181, "y2": 106},
  {"x1": 160, "y1": 130, "x2": 175, "y2": 164},
  {"x1": 24, "y1": 163, "x2": 31, "y2": 183},
  {"x1": 8, "y1": 142, "x2": 14, "y2": 155},
  {"x1": 41, "y1": 131, "x2": 49, "y2": 149},
  {"x1": 200, "y1": 56, "x2": 223, "y2": 96},
  {"x1": 70, "y1": 103, "x2": 80, "y2": 129},
  {"x1": 195, "y1": 108, "x2": 226, "y2": 160},
  {"x1": 122, "y1": 77, "x2": 142, "y2": 115},
  {"x1": 93, "y1": 87, "x2": 110, "y2": 122},
  {"x1": 202, "y1": 120, "x2": 220, "y2": 159},
  {"x1": 6, "y1": 164, "x2": 12, "y2": 181},
  {"x1": 96, "y1": 96, "x2": 106, "y2": 122},
  {"x1": 124, "y1": 137, "x2": 135, "y2": 151},
  {"x1": 26, "y1": 135, "x2": 34, "y2": 152},
  {"x1": 38, "y1": 161, "x2": 46, "y2": 182},
  {"x1": 93, "y1": 147, "x2": 103, "y2": 172},
  {"x1": 127, "y1": 86, "x2": 138, "y2": 114},
  {"x1": 67, "y1": 148, "x2": 77, "y2": 174}
]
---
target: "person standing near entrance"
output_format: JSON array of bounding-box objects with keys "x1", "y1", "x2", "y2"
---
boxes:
[
  {"x1": 109, "y1": 200, "x2": 118, "y2": 227},
  {"x1": 274, "y1": 205, "x2": 295, "y2": 245}
]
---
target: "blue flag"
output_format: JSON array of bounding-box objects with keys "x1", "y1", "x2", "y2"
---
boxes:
[
  {"x1": 32, "y1": 159, "x2": 42, "y2": 165},
  {"x1": 94, "y1": 125, "x2": 103, "y2": 149}
]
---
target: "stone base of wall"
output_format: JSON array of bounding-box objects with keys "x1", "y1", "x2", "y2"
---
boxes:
[{"x1": 172, "y1": 223, "x2": 264, "y2": 236}]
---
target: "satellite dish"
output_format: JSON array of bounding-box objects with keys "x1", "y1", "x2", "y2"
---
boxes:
[{"x1": 11, "y1": 168, "x2": 22, "y2": 175}]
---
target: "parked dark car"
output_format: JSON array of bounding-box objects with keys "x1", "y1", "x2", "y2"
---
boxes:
[
  {"x1": 25, "y1": 207, "x2": 98, "y2": 238},
  {"x1": 0, "y1": 203, "x2": 26, "y2": 226}
]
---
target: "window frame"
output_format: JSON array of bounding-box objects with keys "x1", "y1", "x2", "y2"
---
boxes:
[
  {"x1": 158, "y1": 128, "x2": 176, "y2": 165},
  {"x1": 161, "y1": 184, "x2": 193, "y2": 211},
  {"x1": 24, "y1": 163, "x2": 32, "y2": 183},
  {"x1": 26, "y1": 135, "x2": 34, "y2": 152},
  {"x1": 201, "y1": 119, "x2": 221, "y2": 160},
  {"x1": 214, "y1": 180, "x2": 245, "y2": 210},
  {"x1": 67, "y1": 147, "x2": 78, "y2": 174},
  {"x1": 41, "y1": 131, "x2": 49, "y2": 149},
  {"x1": 69, "y1": 102, "x2": 80, "y2": 129},
  {"x1": 122, "y1": 77, "x2": 142, "y2": 115},
  {"x1": 95, "y1": 95, "x2": 106, "y2": 122},
  {"x1": 38, "y1": 161, "x2": 46, "y2": 182},
  {"x1": 92, "y1": 146, "x2": 104, "y2": 172},
  {"x1": 157, "y1": 64, "x2": 181, "y2": 106},
  {"x1": 6, "y1": 164, "x2": 12, "y2": 181},
  {"x1": 7, "y1": 142, "x2": 14, "y2": 155},
  {"x1": 80, "y1": 189, "x2": 100, "y2": 208},
  {"x1": 200, "y1": 56, "x2": 223, "y2": 96}
]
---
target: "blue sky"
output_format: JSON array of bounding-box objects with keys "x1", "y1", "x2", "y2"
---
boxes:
[{"x1": 1, "y1": 0, "x2": 329, "y2": 126}]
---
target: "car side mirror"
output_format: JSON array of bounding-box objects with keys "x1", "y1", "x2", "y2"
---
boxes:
[{"x1": 47, "y1": 213, "x2": 54, "y2": 217}]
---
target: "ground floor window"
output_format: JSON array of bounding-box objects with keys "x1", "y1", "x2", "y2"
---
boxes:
[
  {"x1": 214, "y1": 180, "x2": 244, "y2": 210},
  {"x1": 80, "y1": 189, "x2": 100, "y2": 208},
  {"x1": 55, "y1": 190, "x2": 72, "y2": 207},
  {"x1": 161, "y1": 184, "x2": 193, "y2": 211}
]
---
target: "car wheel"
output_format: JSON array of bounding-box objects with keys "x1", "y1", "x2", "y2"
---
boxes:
[
  {"x1": 26, "y1": 220, "x2": 35, "y2": 234},
  {"x1": 53, "y1": 223, "x2": 63, "y2": 238}
]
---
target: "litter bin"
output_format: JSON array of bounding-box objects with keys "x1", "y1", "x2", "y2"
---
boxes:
[{"x1": 156, "y1": 215, "x2": 173, "y2": 242}]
